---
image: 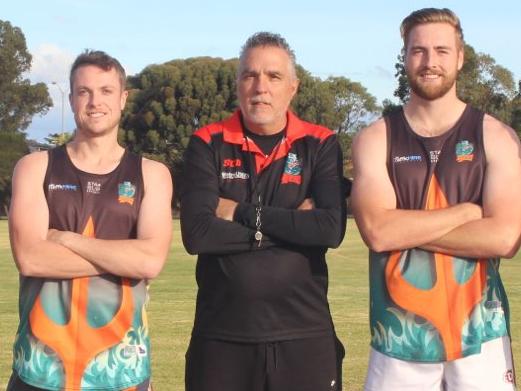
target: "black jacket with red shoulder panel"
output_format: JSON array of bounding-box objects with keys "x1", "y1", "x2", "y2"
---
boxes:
[{"x1": 180, "y1": 110, "x2": 346, "y2": 342}]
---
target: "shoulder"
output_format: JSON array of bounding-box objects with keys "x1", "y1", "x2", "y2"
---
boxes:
[
  {"x1": 290, "y1": 113, "x2": 334, "y2": 141},
  {"x1": 353, "y1": 118, "x2": 386, "y2": 149},
  {"x1": 193, "y1": 112, "x2": 239, "y2": 144},
  {"x1": 141, "y1": 157, "x2": 172, "y2": 181},
  {"x1": 483, "y1": 114, "x2": 520, "y2": 151},
  {"x1": 483, "y1": 113, "x2": 517, "y2": 138},
  {"x1": 13, "y1": 150, "x2": 48, "y2": 177},
  {"x1": 193, "y1": 121, "x2": 226, "y2": 143}
]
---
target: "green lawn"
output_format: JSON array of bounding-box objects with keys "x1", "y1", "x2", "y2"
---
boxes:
[{"x1": 1, "y1": 219, "x2": 520, "y2": 390}]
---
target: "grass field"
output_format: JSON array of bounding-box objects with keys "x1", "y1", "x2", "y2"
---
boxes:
[{"x1": 1, "y1": 219, "x2": 520, "y2": 390}]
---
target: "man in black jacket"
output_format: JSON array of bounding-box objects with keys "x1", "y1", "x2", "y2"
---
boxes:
[{"x1": 181, "y1": 32, "x2": 347, "y2": 391}]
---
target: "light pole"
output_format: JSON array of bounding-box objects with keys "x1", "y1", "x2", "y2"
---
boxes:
[{"x1": 51, "y1": 81, "x2": 65, "y2": 135}]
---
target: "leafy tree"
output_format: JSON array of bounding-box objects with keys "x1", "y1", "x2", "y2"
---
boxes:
[
  {"x1": 0, "y1": 20, "x2": 52, "y2": 133},
  {"x1": 326, "y1": 76, "x2": 379, "y2": 133},
  {"x1": 510, "y1": 81, "x2": 521, "y2": 136},
  {"x1": 458, "y1": 45, "x2": 516, "y2": 123},
  {"x1": 381, "y1": 98, "x2": 402, "y2": 116},
  {"x1": 0, "y1": 20, "x2": 53, "y2": 214},
  {"x1": 0, "y1": 132, "x2": 28, "y2": 214},
  {"x1": 292, "y1": 68, "x2": 379, "y2": 133},
  {"x1": 121, "y1": 57, "x2": 239, "y2": 208},
  {"x1": 45, "y1": 132, "x2": 73, "y2": 146}
]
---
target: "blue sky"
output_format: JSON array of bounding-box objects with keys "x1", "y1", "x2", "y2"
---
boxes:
[{"x1": 3, "y1": 0, "x2": 520, "y2": 141}]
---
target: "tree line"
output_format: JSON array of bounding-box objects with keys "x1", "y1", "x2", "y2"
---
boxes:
[{"x1": 1, "y1": 19, "x2": 520, "y2": 213}]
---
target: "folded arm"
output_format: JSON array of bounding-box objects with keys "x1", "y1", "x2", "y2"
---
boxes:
[
  {"x1": 9, "y1": 152, "x2": 104, "y2": 278},
  {"x1": 180, "y1": 135, "x2": 279, "y2": 255},
  {"x1": 230, "y1": 135, "x2": 347, "y2": 248},
  {"x1": 351, "y1": 119, "x2": 482, "y2": 253},
  {"x1": 47, "y1": 158, "x2": 173, "y2": 279},
  {"x1": 422, "y1": 116, "x2": 521, "y2": 258}
]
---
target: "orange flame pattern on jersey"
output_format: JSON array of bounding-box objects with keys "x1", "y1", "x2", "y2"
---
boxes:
[
  {"x1": 29, "y1": 216, "x2": 135, "y2": 389},
  {"x1": 385, "y1": 175, "x2": 487, "y2": 360}
]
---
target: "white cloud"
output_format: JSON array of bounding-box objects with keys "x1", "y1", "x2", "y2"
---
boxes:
[
  {"x1": 374, "y1": 66, "x2": 393, "y2": 80},
  {"x1": 29, "y1": 43, "x2": 75, "y2": 90},
  {"x1": 24, "y1": 44, "x2": 76, "y2": 140}
]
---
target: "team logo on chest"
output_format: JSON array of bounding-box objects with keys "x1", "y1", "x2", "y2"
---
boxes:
[
  {"x1": 281, "y1": 153, "x2": 302, "y2": 185},
  {"x1": 455, "y1": 140, "x2": 474, "y2": 162},
  {"x1": 118, "y1": 181, "x2": 136, "y2": 205}
]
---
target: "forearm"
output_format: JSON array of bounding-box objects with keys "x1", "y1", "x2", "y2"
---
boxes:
[
  {"x1": 47, "y1": 231, "x2": 166, "y2": 279},
  {"x1": 234, "y1": 202, "x2": 345, "y2": 247},
  {"x1": 421, "y1": 216, "x2": 521, "y2": 259},
  {"x1": 49, "y1": 231, "x2": 167, "y2": 279},
  {"x1": 353, "y1": 202, "x2": 482, "y2": 252},
  {"x1": 181, "y1": 135, "x2": 279, "y2": 255},
  {"x1": 232, "y1": 135, "x2": 346, "y2": 248},
  {"x1": 11, "y1": 238, "x2": 104, "y2": 278},
  {"x1": 181, "y1": 203, "x2": 279, "y2": 254}
]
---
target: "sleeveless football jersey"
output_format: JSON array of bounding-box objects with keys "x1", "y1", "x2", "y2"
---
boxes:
[
  {"x1": 12, "y1": 145, "x2": 150, "y2": 390},
  {"x1": 369, "y1": 106, "x2": 510, "y2": 362}
]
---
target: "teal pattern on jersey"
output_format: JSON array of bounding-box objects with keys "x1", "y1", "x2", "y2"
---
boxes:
[
  {"x1": 12, "y1": 277, "x2": 151, "y2": 390},
  {"x1": 369, "y1": 250, "x2": 509, "y2": 362}
]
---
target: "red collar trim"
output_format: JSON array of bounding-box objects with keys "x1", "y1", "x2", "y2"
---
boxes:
[{"x1": 222, "y1": 110, "x2": 307, "y2": 147}]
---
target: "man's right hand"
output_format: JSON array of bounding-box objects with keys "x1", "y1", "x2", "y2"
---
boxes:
[{"x1": 298, "y1": 198, "x2": 314, "y2": 210}]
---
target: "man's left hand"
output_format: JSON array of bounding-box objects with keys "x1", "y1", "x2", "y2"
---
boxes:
[{"x1": 216, "y1": 197, "x2": 238, "y2": 221}]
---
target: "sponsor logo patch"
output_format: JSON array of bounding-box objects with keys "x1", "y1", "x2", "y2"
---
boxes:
[
  {"x1": 456, "y1": 140, "x2": 474, "y2": 162},
  {"x1": 221, "y1": 171, "x2": 249, "y2": 180},
  {"x1": 48, "y1": 183, "x2": 78, "y2": 192},
  {"x1": 504, "y1": 369, "x2": 515, "y2": 384},
  {"x1": 393, "y1": 155, "x2": 422, "y2": 163},
  {"x1": 223, "y1": 158, "x2": 242, "y2": 168},
  {"x1": 118, "y1": 181, "x2": 136, "y2": 205},
  {"x1": 122, "y1": 344, "x2": 148, "y2": 358},
  {"x1": 430, "y1": 150, "x2": 441, "y2": 164},
  {"x1": 86, "y1": 181, "x2": 101, "y2": 194}
]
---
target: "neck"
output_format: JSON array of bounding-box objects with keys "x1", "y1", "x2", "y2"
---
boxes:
[
  {"x1": 242, "y1": 114, "x2": 288, "y2": 136},
  {"x1": 404, "y1": 89, "x2": 466, "y2": 137},
  {"x1": 67, "y1": 132, "x2": 124, "y2": 174}
]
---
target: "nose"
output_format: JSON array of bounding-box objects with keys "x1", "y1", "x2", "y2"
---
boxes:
[
  {"x1": 88, "y1": 91, "x2": 101, "y2": 106},
  {"x1": 254, "y1": 74, "x2": 269, "y2": 94},
  {"x1": 423, "y1": 49, "x2": 438, "y2": 69}
]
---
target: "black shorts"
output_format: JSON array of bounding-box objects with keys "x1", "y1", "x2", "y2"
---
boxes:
[
  {"x1": 6, "y1": 372, "x2": 150, "y2": 391},
  {"x1": 185, "y1": 335, "x2": 345, "y2": 391}
]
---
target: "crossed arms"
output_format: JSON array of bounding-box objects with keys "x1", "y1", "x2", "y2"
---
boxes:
[
  {"x1": 180, "y1": 134, "x2": 346, "y2": 255},
  {"x1": 9, "y1": 151, "x2": 172, "y2": 279},
  {"x1": 351, "y1": 115, "x2": 521, "y2": 259}
]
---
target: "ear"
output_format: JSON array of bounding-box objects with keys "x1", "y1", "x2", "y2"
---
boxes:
[
  {"x1": 290, "y1": 78, "x2": 300, "y2": 99},
  {"x1": 120, "y1": 90, "x2": 129, "y2": 111},
  {"x1": 457, "y1": 46, "x2": 464, "y2": 71}
]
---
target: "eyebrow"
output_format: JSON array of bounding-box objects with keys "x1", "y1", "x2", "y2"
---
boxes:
[{"x1": 410, "y1": 44, "x2": 453, "y2": 51}]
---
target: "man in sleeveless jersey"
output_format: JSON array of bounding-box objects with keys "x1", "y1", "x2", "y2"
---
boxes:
[
  {"x1": 180, "y1": 32, "x2": 347, "y2": 391},
  {"x1": 351, "y1": 8, "x2": 521, "y2": 391},
  {"x1": 7, "y1": 50, "x2": 172, "y2": 391}
]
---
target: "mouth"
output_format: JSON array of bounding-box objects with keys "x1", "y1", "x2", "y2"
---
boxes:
[
  {"x1": 250, "y1": 98, "x2": 270, "y2": 107},
  {"x1": 87, "y1": 111, "x2": 106, "y2": 118},
  {"x1": 418, "y1": 70, "x2": 443, "y2": 81}
]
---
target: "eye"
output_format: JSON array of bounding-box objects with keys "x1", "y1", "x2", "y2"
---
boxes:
[{"x1": 102, "y1": 88, "x2": 114, "y2": 95}]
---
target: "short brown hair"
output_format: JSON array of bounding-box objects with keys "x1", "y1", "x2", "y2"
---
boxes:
[
  {"x1": 69, "y1": 49, "x2": 126, "y2": 92},
  {"x1": 401, "y1": 8, "x2": 464, "y2": 49}
]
